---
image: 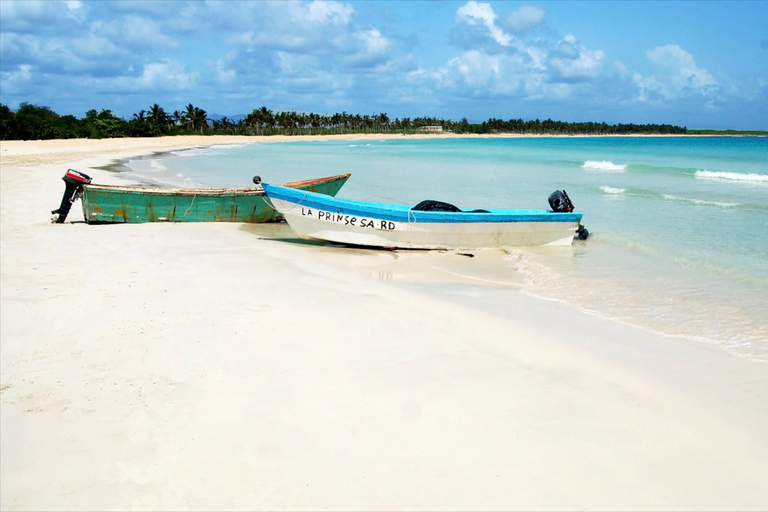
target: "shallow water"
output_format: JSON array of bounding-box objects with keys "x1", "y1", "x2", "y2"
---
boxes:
[{"x1": 121, "y1": 136, "x2": 768, "y2": 361}]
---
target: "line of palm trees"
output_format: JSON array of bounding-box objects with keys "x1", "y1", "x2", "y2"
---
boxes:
[
  {"x1": 239, "y1": 107, "x2": 404, "y2": 135},
  {"x1": 1, "y1": 100, "x2": 690, "y2": 140},
  {"x1": 137, "y1": 104, "x2": 688, "y2": 136},
  {"x1": 128, "y1": 103, "x2": 452, "y2": 136},
  {"x1": 131, "y1": 103, "x2": 209, "y2": 135}
]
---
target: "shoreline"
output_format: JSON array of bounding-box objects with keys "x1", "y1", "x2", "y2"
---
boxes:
[
  {"x1": 2, "y1": 132, "x2": 755, "y2": 186},
  {"x1": 1, "y1": 130, "x2": 756, "y2": 163},
  {"x1": 2, "y1": 137, "x2": 768, "y2": 510}
]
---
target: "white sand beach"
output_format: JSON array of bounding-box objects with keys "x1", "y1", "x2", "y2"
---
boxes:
[{"x1": 2, "y1": 136, "x2": 767, "y2": 511}]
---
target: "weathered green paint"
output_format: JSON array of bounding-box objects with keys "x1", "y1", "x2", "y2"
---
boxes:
[{"x1": 80, "y1": 174, "x2": 350, "y2": 224}]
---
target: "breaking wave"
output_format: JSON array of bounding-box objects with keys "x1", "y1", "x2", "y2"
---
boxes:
[
  {"x1": 661, "y1": 194, "x2": 739, "y2": 208},
  {"x1": 171, "y1": 143, "x2": 252, "y2": 157},
  {"x1": 596, "y1": 185, "x2": 763, "y2": 210},
  {"x1": 695, "y1": 170, "x2": 768, "y2": 184},
  {"x1": 598, "y1": 185, "x2": 626, "y2": 195},
  {"x1": 582, "y1": 160, "x2": 627, "y2": 172}
]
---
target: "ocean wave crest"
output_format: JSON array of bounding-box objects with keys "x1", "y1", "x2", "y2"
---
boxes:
[
  {"x1": 582, "y1": 160, "x2": 627, "y2": 172},
  {"x1": 661, "y1": 194, "x2": 739, "y2": 208},
  {"x1": 598, "y1": 186, "x2": 626, "y2": 195},
  {"x1": 171, "y1": 143, "x2": 251, "y2": 157},
  {"x1": 695, "y1": 170, "x2": 768, "y2": 184}
]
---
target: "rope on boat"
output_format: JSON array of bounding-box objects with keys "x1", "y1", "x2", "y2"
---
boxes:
[
  {"x1": 262, "y1": 193, "x2": 278, "y2": 211},
  {"x1": 262, "y1": 191, "x2": 307, "y2": 213},
  {"x1": 180, "y1": 194, "x2": 197, "y2": 220}
]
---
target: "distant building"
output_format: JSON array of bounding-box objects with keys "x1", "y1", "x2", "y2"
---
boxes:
[{"x1": 418, "y1": 125, "x2": 443, "y2": 133}]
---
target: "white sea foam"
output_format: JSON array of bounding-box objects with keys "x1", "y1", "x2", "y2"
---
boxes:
[
  {"x1": 661, "y1": 194, "x2": 739, "y2": 207},
  {"x1": 124, "y1": 158, "x2": 167, "y2": 174},
  {"x1": 120, "y1": 172, "x2": 194, "y2": 188},
  {"x1": 171, "y1": 143, "x2": 251, "y2": 157},
  {"x1": 598, "y1": 186, "x2": 626, "y2": 195},
  {"x1": 582, "y1": 160, "x2": 627, "y2": 172},
  {"x1": 695, "y1": 170, "x2": 768, "y2": 184},
  {"x1": 121, "y1": 159, "x2": 205, "y2": 187},
  {"x1": 170, "y1": 148, "x2": 209, "y2": 157}
]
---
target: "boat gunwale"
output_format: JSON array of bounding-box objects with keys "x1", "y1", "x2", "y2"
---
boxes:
[
  {"x1": 262, "y1": 183, "x2": 583, "y2": 224},
  {"x1": 84, "y1": 184, "x2": 266, "y2": 196},
  {"x1": 82, "y1": 173, "x2": 352, "y2": 197}
]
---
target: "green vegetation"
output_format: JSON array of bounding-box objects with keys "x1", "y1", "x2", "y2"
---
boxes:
[
  {"x1": 687, "y1": 129, "x2": 768, "y2": 136},
  {"x1": 2, "y1": 101, "x2": 761, "y2": 141}
]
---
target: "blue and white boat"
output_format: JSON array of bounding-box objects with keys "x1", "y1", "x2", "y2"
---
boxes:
[{"x1": 261, "y1": 180, "x2": 587, "y2": 249}]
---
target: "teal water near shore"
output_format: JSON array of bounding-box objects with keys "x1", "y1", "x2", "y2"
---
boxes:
[{"x1": 123, "y1": 136, "x2": 768, "y2": 361}]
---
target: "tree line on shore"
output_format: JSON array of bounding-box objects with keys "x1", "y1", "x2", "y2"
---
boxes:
[{"x1": 0, "y1": 101, "x2": 689, "y2": 141}]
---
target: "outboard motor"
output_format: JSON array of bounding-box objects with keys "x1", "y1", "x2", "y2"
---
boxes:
[
  {"x1": 548, "y1": 189, "x2": 574, "y2": 213},
  {"x1": 548, "y1": 189, "x2": 589, "y2": 241},
  {"x1": 52, "y1": 169, "x2": 91, "y2": 223}
]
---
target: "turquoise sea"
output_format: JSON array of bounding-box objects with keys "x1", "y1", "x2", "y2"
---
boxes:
[{"x1": 121, "y1": 136, "x2": 768, "y2": 361}]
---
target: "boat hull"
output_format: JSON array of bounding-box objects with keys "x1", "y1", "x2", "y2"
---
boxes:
[
  {"x1": 263, "y1": 185, "x2": 583, "y2": 249},
  {"x1": 81, "y1": 174, "x2": 350, "y2": 223}
]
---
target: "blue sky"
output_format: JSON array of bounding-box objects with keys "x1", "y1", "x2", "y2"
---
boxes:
[{"x1": 1, "y1": 0, "x2": 766, "y2": 129}]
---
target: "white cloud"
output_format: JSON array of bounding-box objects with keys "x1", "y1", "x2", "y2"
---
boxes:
[
  {"x1": 18, "y1": 63, "x2": 31, "y2": 80},
  {"x1": 69, "y1": 33, "x2": 123, "y2": 60},
  {"x1": 456, "y1": 1, "x2": 512, "y2": 47},
  {"x1": 306, "y1": 0, "x2": 353, "y2": 25},
  {"x1": 138, "y1": 60, "x2": 197, "y2": 90},
  {"x1": 0, "y1": 0, "x2": 81, "y2": 33},
  {"x1": 1, "y1": 30, "x2": 128, "y2": 75},
  {"x1": 524, "y1": 46, "x2": 547, "y2": 71},
  {"x1": 0, "y1": 64, "x2": 33, "y2": 93},
  {"x1": 1, "y1": 0, "x2": 759, "y2": 128},
  {"x1": 635, "y1": 44, "x2": 718, "y2": 100},
  {"x1": 507, "y1": 5, "x2": 546, "y2": 32},
  {"x1": 549, "y1": 35, "x2": 606, "y2": 81},
  {"x1": 66, "y1": 1, "x2": 87, "y2": 22},
  {"x1": 439, "y1": 50, "x2": 527, "y2": 95},
  {"x1": 118, "y1": 16, "x2": 178, "y2": 49},
  {"x1": 357, "y1": 28, "x2": 389, "y2": 55},
  {"x1": 212, "y1": 58, "x2": 236, "y2": 84},
  {"x1": 343, "y1": 28, "x2": 393, "y2": 68}
]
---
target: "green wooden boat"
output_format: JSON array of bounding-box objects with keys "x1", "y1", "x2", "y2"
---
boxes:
[{"x1": 80, "y1": 173, "x2": 351, "y2": 223}]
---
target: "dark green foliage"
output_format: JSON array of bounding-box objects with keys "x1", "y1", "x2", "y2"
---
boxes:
[
  {"x1": 2, "y1": 101, "x2": 763, "y2": 140},
  {"x1": 56, "y1": 115, "x2": 87, "y2": 139},
  {"x1": 13, "y1": 103, "x2": 61, "y2": 140},
  {"x1": 687, "y1": 129, "x2": 768, "y2": 135},
  {"x1": 0, "y1": 104, "x2": 15, "y2": 140},
  {"x1": 84, "y1": 109, "x2": 128, "y2": 139}
]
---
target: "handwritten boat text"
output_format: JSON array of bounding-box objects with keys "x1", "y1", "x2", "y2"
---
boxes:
[{"x1": 301, "y1": 207, "x2": 396, "y2": 230}]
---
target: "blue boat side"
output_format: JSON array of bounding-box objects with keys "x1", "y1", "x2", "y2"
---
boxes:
[{"x1": 262, "y1": 183, "x2": 582, "y2": 224}]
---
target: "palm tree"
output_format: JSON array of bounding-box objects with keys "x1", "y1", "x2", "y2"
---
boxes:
[
  {"x1": 146, "y1": 104, "x2": 170, "y2": 135},
  {"x1": 276, "y1": 111, "x2": 299, "y2": 135},
  {"x1": 182, "y1": 103, "x2": 196, "y2": 131},
  {"x1": 212, "y1": 116, "x2": 234, "y2": 134},
  {"x1": 128, "y1": 110, "x2": 148, "y2": 136},
  {"x1": 400, "y1": 117, "x2": 411, "y2": 134},
  {"x1": 377, "y1": 112, "x2": 390, "y2": 132},
  {"x1": 191, "y1": 107, "x2": 208, "y2": 133}
]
